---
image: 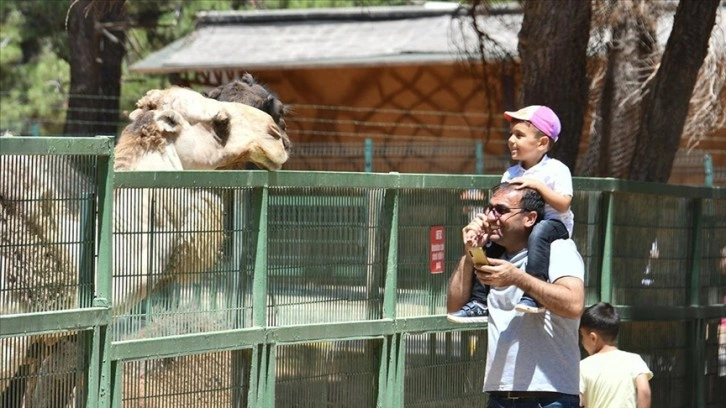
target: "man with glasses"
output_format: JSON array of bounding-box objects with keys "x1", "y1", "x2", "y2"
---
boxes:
[{"x1": 447, "y1": 183, "x2": 585, "y2": 407}]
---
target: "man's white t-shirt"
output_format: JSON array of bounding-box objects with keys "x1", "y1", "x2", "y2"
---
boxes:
[
  {"x1": 580, "y1": 349, "x2": 653, "y2": 408},
  {"x1": 484, "y1": 239, "x2": 584, "y2": 395},
  {"x1": 501, "y1": 155, "x2": 575, "y2": 237}
]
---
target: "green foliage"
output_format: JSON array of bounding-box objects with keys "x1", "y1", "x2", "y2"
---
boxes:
[
  {"x1": 0, "y1": 0, "x2": 447, "y2": 135},
  {"x1": 0, "y1": 8, "x2": 23, "y2": 65},
  {"x1": 0, "y1": 49, "x2": 69, "y2": 136},
  {"x1": 0, "y1": 4, "x2": 69, "y2": 135}
]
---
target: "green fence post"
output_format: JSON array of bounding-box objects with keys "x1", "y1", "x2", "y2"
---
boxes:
[
  {"x1": 599, "y1": 192, "x2": 614, "y2": 303},
  {"x1": 365, "y1": 138, "x2": 373, "y2": 173},
  {"x1": 475, "y1": 141, "x2": 483, "y2": 174},
  {"x1": 380, "y1": 177, "x2": 401, "y2": 406},
  {"x1": 393, "y1": 333, "x2": 406, "y2": 407},
  {"x1": 704, "y1": 153, "x2": 713, "y2": 187},
  {"x1": 228, "y1": 190, "x2": 250, "y2": 328},
  {"x1": 382, "y1": 186, "x2": 399, "y2": 320},
  {"x1": 251, "y1": 343, "x2": 273, "y2": 408},
  {"x1": 264, "y1": 344, "x2": 276, "y2": 408},
  {"x1": 94, "y1": 136, "x2": 115, "y2": 408},
  {"x1": 383, "y1": 333, "x2": 405, "y2": 407},
  {"x1": 252, "y1": 185, "x2": 269, "y2": 327},
  {"x1": 79, "y1": 192, "x2": 96, "y2": 308},
  {"x1": 366, "y1": 189, "x2": 384, "y2": 320},
  {"x1": 377, "y1": 336, "x2": 390, "y2": 407},
  {"x1": 688, "y1": 198, "x2": 705, "y2": 407}
]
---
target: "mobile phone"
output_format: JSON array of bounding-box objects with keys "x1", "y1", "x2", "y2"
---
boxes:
[{"x1": 468, "y1": 247, "x2": 489, "y2": 265}]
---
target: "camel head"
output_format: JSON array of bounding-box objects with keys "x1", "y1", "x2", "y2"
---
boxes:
[
  {"x1": 204, "y1": 73, "x2": 289, "y2": 143},
  {"x1": 203, "y1": 74, "x2": 292, "y2": 170},
  {"x1": 124, "y1": 87, "x2": 289, "y2": 171}
]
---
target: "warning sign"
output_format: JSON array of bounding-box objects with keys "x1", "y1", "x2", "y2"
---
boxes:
[{"x1": 430, "y1": 226, "x2": 445, "y2": 274}]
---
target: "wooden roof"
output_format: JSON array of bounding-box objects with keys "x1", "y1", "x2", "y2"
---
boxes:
[{"x1": 129, "y1": 2, "x2": 523, "y2": 74}]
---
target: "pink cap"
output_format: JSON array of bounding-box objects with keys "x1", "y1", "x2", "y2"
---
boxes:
[{"x1": 504, "y1": 105, "x2": 561, "y2": 142}]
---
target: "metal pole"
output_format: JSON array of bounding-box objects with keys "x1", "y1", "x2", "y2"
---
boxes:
[
  {"x1": 475, "y1": 141, "x2": 484, "y2": 174},
  {"x1": 704, "y1": 154, "x2": 713, "y2": 187},
  {"x1": 600, "y1": 192, "x2": 614, "y2": 303},
  {"x1": 365, "y1": 138, "x2": 373, "y2": 173}
]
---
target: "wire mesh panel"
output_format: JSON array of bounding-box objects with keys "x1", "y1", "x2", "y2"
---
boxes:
[
  {"x1": 704, "y1": 318, "x2": 726, "y2": 407},
  {"x1": 0, "y1": 155, "x2": 98, "y2": 314},
  {"x1": 112, "y1": 187, "x2": 256, "y2": 341},
  {"x1": 276, "y1": 340, "x2": 379, "y2": 408},
  {"x1": 0, "y1": 331, "x2": 88, "y2": 408},
  {"x1": 123, "y1": 350, "x2": 247, "y2": 407},
  {"x1": 571, "y1": 190, "x2": 605, "y2": 303},
  {"x1": 619, "y1": 321, "x2": 689, "y2": 407},
  {"x1": 267, "y1": 187, "x2": 386, "y2": 325},
  {"x1": 700, "y1": 198, "x2": 726, "y2": 306},
  {"x1": 611, "y1": 193, "x2": 693, "y2": 306},
  {"x1": 282, "y1": 139, "x2": 520, "y2": 175},
  {"x1": 396, "y1": 189, "x2": 474, "y2": 317},
  {"x1": 283, "y1": 141, "x2": 510, "y2": 174},
  {"x1": 404, "y1": 331, "x2": 488, "y2": 407}
]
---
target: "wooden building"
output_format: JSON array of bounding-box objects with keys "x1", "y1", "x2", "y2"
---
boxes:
[{"x1": 130, "y1": 2, "x2": 725, "y2": 184}]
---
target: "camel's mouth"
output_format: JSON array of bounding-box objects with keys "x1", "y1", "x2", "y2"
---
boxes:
[
  {"x1": 253, "y1": 158, "x2": 283, "y2": 171},
  {"x1": 218, "y1": 157, "x2": 283, "y2": 171}
]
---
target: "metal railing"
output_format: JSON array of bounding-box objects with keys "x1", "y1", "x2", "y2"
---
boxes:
[{"x1": 1, "y1": 136, "x2": 724, "y2": 407}]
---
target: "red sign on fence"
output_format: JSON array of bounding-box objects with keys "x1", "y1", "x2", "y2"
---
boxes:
[{"x1": 430, "y1": 226, "x2": 445, "y2": 274}]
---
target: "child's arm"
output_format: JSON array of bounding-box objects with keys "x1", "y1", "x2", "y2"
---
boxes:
[
  {"x1": 634, "y1": 373, "x2": 651, "y2": 408},
  {"x1": 509, "y1": 177, "x2": 571, "y2": 213}
]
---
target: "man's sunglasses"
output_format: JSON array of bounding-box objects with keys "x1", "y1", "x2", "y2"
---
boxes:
[{"x1": 485, "y1": 204, "x2": 525, "y2": 218}]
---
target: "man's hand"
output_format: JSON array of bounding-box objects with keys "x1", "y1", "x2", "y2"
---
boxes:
[
  {"x1": 473, "y1": 248, "x2": 585, "y2": 319},
  {"x1": 473, "y1": 257, "x2": 521, "y2": 287},
  {"x1": 462, "y1": 213, "x2": 490, "y2": 248}
]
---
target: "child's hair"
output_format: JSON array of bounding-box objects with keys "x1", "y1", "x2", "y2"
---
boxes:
[{"x1": 580, "y1": 302, "x2": 620, "y2": 341}]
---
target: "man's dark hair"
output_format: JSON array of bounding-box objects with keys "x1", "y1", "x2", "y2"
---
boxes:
[
  {"x1": 491, "y1": 182, "x2": 545, "y2": 222},
  {"x1": 580, "y1": 302, "x2": 620, "y2": 341}
]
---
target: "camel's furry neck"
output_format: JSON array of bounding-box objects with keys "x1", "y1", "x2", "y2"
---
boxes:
[{"x1": 114, "y1": 137, "x2": 184, "y2": 171}]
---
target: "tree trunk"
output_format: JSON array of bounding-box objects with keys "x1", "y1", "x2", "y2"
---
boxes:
[
  {"x1": 98, "y1": 1, "x2": 127, "y2": 138},
  {"x1": 64, "y1": 0, "x2": 126, "y2": 138},
  {"x1": 629, "y1": 0, "x2": 720, "y2": 182},
  {"x1": 518, "y1": 0, "x2": 591, "y2": 170},
  {"x1": 64, "y1": 0, "x2": 99, "y2": 137},
  {"x1": 581, "y1": 0, "x2": 658, "y2": 178}
]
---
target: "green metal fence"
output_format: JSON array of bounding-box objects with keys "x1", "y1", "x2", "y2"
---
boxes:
[{"x1": 1, "y1": 137, "x2": 725, "y2": 407}]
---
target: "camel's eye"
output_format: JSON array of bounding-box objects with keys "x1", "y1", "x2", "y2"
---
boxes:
[{"x1": 212, "y1": 112, "x2": 230, "y2": 143}]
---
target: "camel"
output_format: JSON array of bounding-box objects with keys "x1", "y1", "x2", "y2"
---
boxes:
[{"x1": 0, "y1": 87, "x2": 288, "y2": 405}]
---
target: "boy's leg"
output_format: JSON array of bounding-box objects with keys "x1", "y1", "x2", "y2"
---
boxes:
[
  {"x1": 446, "y1": 244, "x2": 505, "y2": 323},
  {"x1": 515, "y1": 219, "x2": 569, "y2": 313},
  {"x1": 446, "y1": 268, "x2": 490, "y2": 323}
]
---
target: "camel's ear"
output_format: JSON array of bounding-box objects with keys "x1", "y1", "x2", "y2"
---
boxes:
[
  {"x1": 153, "y1": 110, "x2": 184, "y2": 133},
  {"x1": 241, "y1": 72, "x2": 256, "y2": 85},
  {"x1": 128, "y1": 108, "x2": 144, "y2": 121},
  {"x1": 262, "y1": 96, "x2": 285, "y2": 123}
]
